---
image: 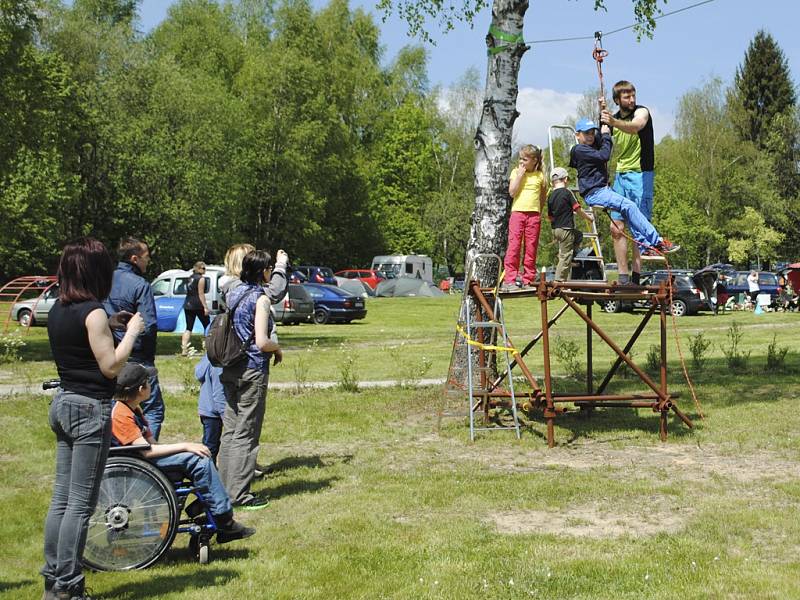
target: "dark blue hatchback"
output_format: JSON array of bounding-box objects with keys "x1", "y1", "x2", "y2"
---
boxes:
[{"x1": 303, "y1": 283, "x2": 367, "y2": 324}]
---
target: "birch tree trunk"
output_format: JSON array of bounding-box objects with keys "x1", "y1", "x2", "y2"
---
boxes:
[
  {"x1": 467, "y1": 0, "x2": 529, "y2": 284},
  {"x1": 446, "y1": 0, "x2": 529, "y2": 392}
]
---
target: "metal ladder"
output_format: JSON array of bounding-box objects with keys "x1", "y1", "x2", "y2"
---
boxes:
[
  {"x1": 548, "y1": 125, "x2": 607, "y2": 281},
  {"x1": 459, "y1": 254, "x2": 521, "y2": 441}
]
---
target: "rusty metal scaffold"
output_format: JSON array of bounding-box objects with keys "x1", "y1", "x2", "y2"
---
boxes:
[{"x1": 446, "y1": 269, "x2": 694, "y2": 447}]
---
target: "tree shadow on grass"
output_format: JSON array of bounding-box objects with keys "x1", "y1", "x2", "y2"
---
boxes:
[
  {"x1": 266, "y1": 453, "x2": 353, "y2": 475},
  {"x1": 263, "y1": 476, "x2": 340, "y2": 501},
  {"x1": 103, "y1": 568, "x2": 239, "y2": 599}
]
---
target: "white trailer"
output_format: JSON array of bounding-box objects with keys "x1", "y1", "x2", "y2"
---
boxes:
[{"x1": 371, "y1": 255, "x2": 433, "y2": 283}]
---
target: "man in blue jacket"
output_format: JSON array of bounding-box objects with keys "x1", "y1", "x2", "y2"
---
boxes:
[
  {"x1": 569, "y1": 118, "x2": 678, "y2": 257},
  {"x1": 104, "y1": 237, "x2": 165, "y2": 439}
]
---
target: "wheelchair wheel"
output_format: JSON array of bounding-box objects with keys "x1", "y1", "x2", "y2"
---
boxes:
[{"x1": 83, "y1": 456, "x2": 179, "y2": 571}]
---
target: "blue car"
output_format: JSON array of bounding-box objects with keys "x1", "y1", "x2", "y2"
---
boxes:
[
  {"x1": 303, "y1": 283, "x2": 367, "y2": 324},
  {"x1": 723, "y1": 271, "x2": 782, "y2": 304}
]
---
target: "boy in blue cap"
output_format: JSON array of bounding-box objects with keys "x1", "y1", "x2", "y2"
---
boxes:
[{"x1": 569, "y1": 118, "x2": 678, "y2": 257}]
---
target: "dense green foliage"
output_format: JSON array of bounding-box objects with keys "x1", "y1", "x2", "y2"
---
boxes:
[
  {"x1": 0, "y1": 0, "x2": 477, "y2": 277},
  {"x1": 652, "y1": 32, "x2": 799, "y2": 268},
  {"x1": 1, "y1": 1, "x2": 797, "y2": 279}
]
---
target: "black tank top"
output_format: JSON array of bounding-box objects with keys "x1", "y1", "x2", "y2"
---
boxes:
[
  {"x1": 184, "y1": 273, "x2": 204, "y2": 310},
  {"x1": 614, "y1": 104, "x2": 654, "y2": 172},
  {"x1": 48, "y1": 300, "x2": 115, "y2": 399}
]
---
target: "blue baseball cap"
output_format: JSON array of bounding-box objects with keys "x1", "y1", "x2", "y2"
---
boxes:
[{"x1": 575, "y1": 118, "x2": 599, "y2": 132}]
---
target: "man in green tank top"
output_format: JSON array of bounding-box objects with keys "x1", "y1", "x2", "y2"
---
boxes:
[{"x1": 600, "y1": 81, "x2": 655, "y2": 285}]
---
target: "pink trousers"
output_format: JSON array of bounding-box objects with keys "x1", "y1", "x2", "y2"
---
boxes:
[{"x1": 503, "y1": 211, "x2": 541, "y2": 285}]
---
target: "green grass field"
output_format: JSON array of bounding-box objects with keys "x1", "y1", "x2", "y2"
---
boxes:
[{"x1": 2, "y1": 296, "x2": 800, "y2": 599}]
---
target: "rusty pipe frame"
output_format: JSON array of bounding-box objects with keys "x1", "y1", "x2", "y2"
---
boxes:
[
  {"x1": 561, "y1": 294, "x2": 669, "y2": 404},
  {"x1": 490, "y1": 302, "x2": 569, "y2": 391}
]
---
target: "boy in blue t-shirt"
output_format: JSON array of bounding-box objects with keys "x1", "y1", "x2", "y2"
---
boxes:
[
  {"x1": 569, "y1": 118, "x2": 678, "y2": 257},
  {"x1": 195, "y1": 354, "x2": 225, "y2": 462}
]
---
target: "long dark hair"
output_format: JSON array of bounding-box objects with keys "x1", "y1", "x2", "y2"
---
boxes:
[
  {"x1": 240, "y1": 250, "x2": 272, "y2": 285},
  {"x1": 57, "y1": 238, "x2": 115, "y2": 304}
]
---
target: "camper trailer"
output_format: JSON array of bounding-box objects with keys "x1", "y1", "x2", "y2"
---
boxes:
[{"x1": 371, "y1": 255, "x2": 433, "y2": 283}]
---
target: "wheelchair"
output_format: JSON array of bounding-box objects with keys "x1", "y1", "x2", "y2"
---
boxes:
[{"x1": 43, "y1": 381, "x2": 219, "y2": 571}]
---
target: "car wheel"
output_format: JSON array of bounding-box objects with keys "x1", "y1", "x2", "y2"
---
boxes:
[
  {"x1": 17, "y1": 309, "x2": 33, "y2": 327},
  {"x1": 602, "y1": 300, "x2": 622, "y2": 313},
  {"x1": 313, "y1": 308, "x2": 330, "y2": 325},
  {"x1": 670, "y1": 299, "x2": 688, "y2": 317}
]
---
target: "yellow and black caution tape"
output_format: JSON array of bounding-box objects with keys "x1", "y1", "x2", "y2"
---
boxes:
[{"x1": 455, "y1": 322, "x2": 519, "y2": 356}]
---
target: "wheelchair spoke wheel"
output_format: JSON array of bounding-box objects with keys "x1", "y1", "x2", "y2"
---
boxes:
[{"x1": 83, "y1": 456, "x2": 179, "y2": 571}]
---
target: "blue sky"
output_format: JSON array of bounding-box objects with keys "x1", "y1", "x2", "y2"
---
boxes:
[{"x1": 134, "y1": 0, "x2": 798, "y2": 146}]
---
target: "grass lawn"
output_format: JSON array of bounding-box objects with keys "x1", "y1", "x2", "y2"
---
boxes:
[{"x1": 2, "y1": 296, "x2": 800, "y2": 598}]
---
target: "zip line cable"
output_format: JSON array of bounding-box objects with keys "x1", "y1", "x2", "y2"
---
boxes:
[{"x1": 525, "y1": 0, "x2": 717, "y2": 46}]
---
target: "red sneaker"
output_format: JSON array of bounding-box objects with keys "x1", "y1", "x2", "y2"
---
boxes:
[{"x1": 656, "y1": 239, "x2": 680, "y2": 254}]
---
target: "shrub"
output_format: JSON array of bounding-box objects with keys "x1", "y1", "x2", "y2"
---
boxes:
[
  {"x1": 552, "y1": 337, "x2": 582, "y2": 380},
  {"x1": 721, "y1": 321, "x2": 750, "y2": 370},
  {"x1": 336, "y1": 344, "x2": 359, "y2": 392},
  {"x1": 766, "y1": 333, "x2": 789, "y2": 373},
  {"x1": 688, "y1": 332, "x2": 712, "y2": 371},
  {"x1": 645, "y1": 344, "x2": 660, "y2": 373},
  {"x1": 0, "y1": 332, "x2": 25, "y2": 364}
]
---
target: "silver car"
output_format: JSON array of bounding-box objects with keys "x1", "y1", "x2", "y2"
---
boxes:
[{"x1": 11, "y1": 284, "x2": 59, "y2": 326}]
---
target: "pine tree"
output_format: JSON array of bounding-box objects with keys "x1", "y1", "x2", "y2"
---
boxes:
[{"x1": 730, "y1": 30, "x2": 796, "y2": 149}]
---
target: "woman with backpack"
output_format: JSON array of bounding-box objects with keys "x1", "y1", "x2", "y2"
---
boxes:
[
  {"x1": 216, "y1": 250, "x2": 284, "y2": 509},
  {"x1": 181, "y1": 261, "x2": 210, "y2": 356}
]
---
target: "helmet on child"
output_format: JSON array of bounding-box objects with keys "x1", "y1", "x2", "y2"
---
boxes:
[{"x1": 575, "y1": 118, "x2": 598, "y2": 133}]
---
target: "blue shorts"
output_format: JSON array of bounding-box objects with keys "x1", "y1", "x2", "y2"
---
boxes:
[{"x1": 609, "y1": 171, "x2": 653, "y2": 221}]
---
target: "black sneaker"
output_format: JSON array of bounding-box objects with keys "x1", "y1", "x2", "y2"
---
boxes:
[
  {"x1": 233, "y1": 496, "x2": 269, "y2": 511},
  {"x1": 217, "y1": 519, "x2": 256, "y2": 544}
]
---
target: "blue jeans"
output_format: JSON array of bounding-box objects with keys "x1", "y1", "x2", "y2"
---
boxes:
[
  {"x1": 609, "y1": 171, "x2": 654, "y2": 221},
  {"x1": 585, "y1": 186, "x2": 661, "y2": 248},
  {"x1": 42, "y1": 391, "x2": 112, "y2": 593},
  {"x1": 200, "y1": 415, "x2": 223, "y2": 463},
  {"x1": 152, "y1": 452, "x2": 232, "y2": 517},
  {"x1": 130, "y1": 360, "x2": 164, "y2": 440}
]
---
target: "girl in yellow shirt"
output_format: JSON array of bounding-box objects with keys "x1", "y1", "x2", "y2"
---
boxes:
[{"x1": 503, "y1": 144, "x2": 546, "y2": 288}]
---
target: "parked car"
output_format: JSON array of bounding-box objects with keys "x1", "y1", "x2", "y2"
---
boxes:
[
  {"x1": 723, "y1": 271, "x2": 782, "y2": 304},
  {"x1": 11, "y1": 284, "x2": 59, "y2": 326},
  {"x1": 600, "y1": 269, "x2": 713, "y2": 317},
  {"x1": 335, "y1": 269, "x2": 384, "y2": 290},
  {"x1": 293, "y1": 266, "x2": 337, "y2": 285},
  {"x1": 303, "y1": 283, "x2": 367, "y2": 324},
  {"x1": 270, "y1": 284, "x2": 314, "y2": 325},
  {"x1": 151, "y1": 265, "x2": 224, "y2": 331}
]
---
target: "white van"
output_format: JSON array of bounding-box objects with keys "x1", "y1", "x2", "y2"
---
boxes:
[
  {"x1": 371, "y1": 255, "x2": 433, "y2": 283},
  {"x1": 151, "y1": 265, "x2": 225, "y2": 332}
]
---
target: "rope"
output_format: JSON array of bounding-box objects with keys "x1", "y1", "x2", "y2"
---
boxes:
[
  {"x1": 613, "y1": 225, "x2": 706, "y2": 420},
  {"x1": 592, "y1": 31, "x2": 608, "y2": 117}
]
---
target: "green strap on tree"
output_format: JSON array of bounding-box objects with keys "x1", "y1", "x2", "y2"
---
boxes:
[{"x1": 487, "y1": 25, "x2": 524, "y2": 55}]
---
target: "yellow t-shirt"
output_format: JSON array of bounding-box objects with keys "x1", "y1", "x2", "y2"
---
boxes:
[{"x1": 509, "y1": 168, "x2": 545, "y2": 212}]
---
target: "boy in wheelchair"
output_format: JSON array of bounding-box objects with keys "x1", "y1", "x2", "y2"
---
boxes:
[{"x1": 112, "y1": 363, "x2": 255, "y2": 544}]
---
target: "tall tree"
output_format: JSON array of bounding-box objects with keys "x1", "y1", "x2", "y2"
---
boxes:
[
  {"x1": 729, "y1": 30, "x2": 796, "y2": 150},
  {"x1": 728, "y1": 30, "x2": 799, "y2": 254}
]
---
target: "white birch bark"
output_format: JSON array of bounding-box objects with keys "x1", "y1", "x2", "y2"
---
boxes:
[{"x1": 467, "y1": 0, "x2": 529, "y2": 284}]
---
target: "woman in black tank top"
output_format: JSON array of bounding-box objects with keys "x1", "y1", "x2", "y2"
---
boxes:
[
  {"x1": 42, "y1": 238, "x2": 144, "y2": 600},
  {"x1": 182, "y1": 261, "x2": 210, "y2": 355}
]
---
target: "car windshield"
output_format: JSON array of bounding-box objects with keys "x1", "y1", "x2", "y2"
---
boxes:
[
  {"x1": 375, "y1": 264, "x2": 401, "y2": 277},
  {"x1": 319, "y1": 268, "x2": 334, "y2": 278}
]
